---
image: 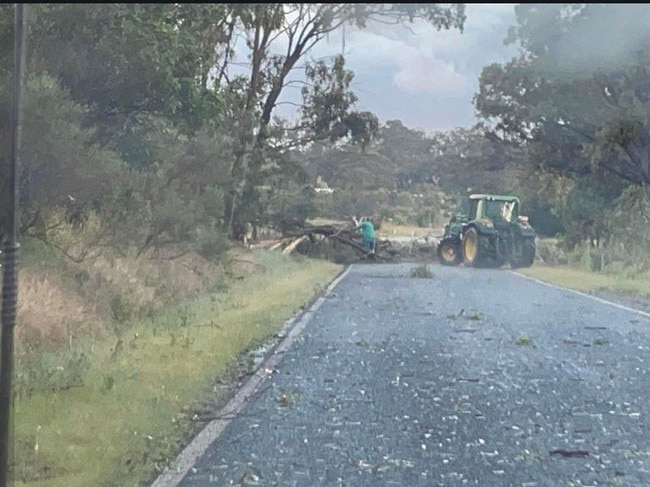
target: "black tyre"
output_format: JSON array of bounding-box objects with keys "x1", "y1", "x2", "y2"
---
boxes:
[
  {"x1": 462, "y1": 227, "x2": 484, "y2": 267},
  {"x1": 511, "y1": 237, "x2": 536, "y2": 268},
  {"x1": 437, "y1": 238, "x2": 462, "y2": 266}
]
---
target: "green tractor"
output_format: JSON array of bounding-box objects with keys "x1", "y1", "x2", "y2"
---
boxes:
[{"x1": 437, "y1": 194, "x2": 536, "y2": 268}]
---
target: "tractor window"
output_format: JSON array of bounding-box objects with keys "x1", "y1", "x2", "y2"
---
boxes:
[
  {"x1": 502, "y1": 201, "x2": 517, "y2": 222},
  {"x1": 457, "y1": 196, "x2": 471, "y2": 216},
  {"x1": 468, "y1": 199, "x2": 480, "y2": 220},
  {"x1": 485, "y1": 201, "x2": 501, "y2": 220},
  {"x1": 485, "y1": 200, "x2": 517, "y2": 222}
]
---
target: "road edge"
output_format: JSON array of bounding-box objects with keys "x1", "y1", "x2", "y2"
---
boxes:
[
  {"x1": 511, "y1": 270, "x2": 650, "y2": 319},
  {"x1": 150, "y1": 265, "x2": 353, "y2": 487}
]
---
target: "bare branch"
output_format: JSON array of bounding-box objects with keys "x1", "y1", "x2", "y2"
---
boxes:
[
  {"x1": 282, "y1": 79, "x2": 313, "y2": 88},
  {"x1": 275, "y1": 101, "x2": 303, "y2": 108}
]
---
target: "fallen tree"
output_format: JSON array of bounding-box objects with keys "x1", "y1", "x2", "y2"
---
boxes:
[
  {"x1": 248, "y1": 215, "x2": 447, "y2": 264},
  {"x1": 250, "y1": 221, "x2": 419, "y2": 261}
]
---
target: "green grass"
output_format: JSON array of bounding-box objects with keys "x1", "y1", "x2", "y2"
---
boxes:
[
  {"x1": 13, "y1": 252, "x2": 341, "y2": 487},
  {"x1": 516, "y1": 264, "x2": 650, "y2": 297}
]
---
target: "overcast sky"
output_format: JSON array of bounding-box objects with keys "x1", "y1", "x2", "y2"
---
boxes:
[{"x1": 274, "y1": 4, "x2": 519, "y2": 134}]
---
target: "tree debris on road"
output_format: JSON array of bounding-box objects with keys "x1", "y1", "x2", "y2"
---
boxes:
[{"x1": 251, "y1": 220, "x2": 441, "y2": 262}]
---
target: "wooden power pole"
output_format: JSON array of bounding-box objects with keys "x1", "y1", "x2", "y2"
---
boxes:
[{"x1": 0, "y1": 4, "x2": 26, "y2": 486}]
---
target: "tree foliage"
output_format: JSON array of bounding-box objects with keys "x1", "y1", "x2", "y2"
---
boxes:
[
  {"x1": 300, "y1": 55, "x2": 358, "y2": 142},
  {"x1": 0, "y1": 3, "x2": 466, "y2": 254},
  {"x1": 475, "y1": 3, "x2": 650, "y2": 187},
  {"x1": 215, "y1": 3, "x2": 466, "y2": 238},
  {"x1": 474, "y1": 3, "x2": 650, "y2": 255}
]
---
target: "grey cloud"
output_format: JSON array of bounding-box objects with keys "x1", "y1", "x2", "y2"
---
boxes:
[
  {"x1": 553, "y1": 4, "x2": 650, "y2": 75},
  {"x1": 273, "y1": 4, "x2": 519, "y2": 132}
]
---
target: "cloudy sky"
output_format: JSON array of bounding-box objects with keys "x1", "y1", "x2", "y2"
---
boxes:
[{"x1": 274, "y1": 4, "x2": 519, "y2": 134}]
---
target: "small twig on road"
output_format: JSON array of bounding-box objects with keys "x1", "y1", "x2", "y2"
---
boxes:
[{"x1": 549, "y1": 449, "x2": 590, "y2": 458}]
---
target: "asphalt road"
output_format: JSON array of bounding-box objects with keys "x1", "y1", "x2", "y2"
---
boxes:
[{"x1": 156, "y1": 262, "x2": 650, "y2": 487}]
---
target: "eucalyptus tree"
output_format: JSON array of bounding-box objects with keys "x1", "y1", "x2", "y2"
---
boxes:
[
  {"x1": 217, "y1": 3, "x2": 466, "y2": 238},
  {"x1": 29, "y1": 4, "x2": 227, "y2": 161},
  {"x1": 1, "y1": 3, "x2": 467, "y2": 245},
  {"x1": 0, "y1": 4, "x2": 233, "y2": 255},
  {"x1": 475, "y1": 3, "x2": 650, "y2": 187},
  {"x1": 474, "y1": 4, "x2": 650, "y2": 249}
]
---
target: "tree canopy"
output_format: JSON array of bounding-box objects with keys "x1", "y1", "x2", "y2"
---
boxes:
[
  {"x1": 475, "y1": 3, "x2": 650, "y2": 255},
  {"x1": 475, "y1": 3, "x2": 650, "y2": 187},
  {"x1": 0, "y1": 3, "x2": 467, "y2": 247}
]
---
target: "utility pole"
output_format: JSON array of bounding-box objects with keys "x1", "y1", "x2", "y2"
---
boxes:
[{"x1": 0, "y1": 4, "x2": 26, "y2": 486}]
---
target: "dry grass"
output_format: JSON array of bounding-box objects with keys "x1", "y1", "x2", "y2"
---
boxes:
[
  {"x1": 16, "y1": 271, "x2": 103, "y2": 350},
  {"x1": 377, "y1": 221, "x2": 441, "y2": 238},
  {"x1": 16, "y1": 241, "x2": 230, "y2": 356},
  {"x1": 307, "y1": 219, "x2": 442, "y2": 240},
  {"x1": 306, "y1": 217, "x2": 349, "y2": 227},
  {"x1": 12, "y1": 250, "x2": 341, "y2": 487}
]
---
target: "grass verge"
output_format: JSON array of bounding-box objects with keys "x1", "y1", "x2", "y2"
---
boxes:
[
  {"x1": 13, "y1": 251, "x2": 341, "y2": 487},
  {"x1": 516, "y1": 264, "x2": 650, "y2": 297}
]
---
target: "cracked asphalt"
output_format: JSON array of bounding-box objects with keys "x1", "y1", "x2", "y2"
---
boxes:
[{"x1": 172, "y1": 262, "x2": 650, "y2": 487}]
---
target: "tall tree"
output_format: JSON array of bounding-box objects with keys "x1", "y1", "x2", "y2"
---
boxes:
[
  {"x1": 0, "y1": 4, "x2": 235, "y2": 255},
  {"x1": 219, "y1": 3, "x2": 466, "y2": 238},
  {"x1": 28, "y1": 4, "x2": 226, "y2": 165},
  {"x1": 377, "y1": 120, "x2": 435, "y2": 188},
  {"x1": 475, "y1": 3, "x2": 650, "y2": 186},
  {"x1": 1, "y1": 4, "x2": 466, "y2": 245},
  {"x1": 474, "y1": 3, "x2": 650, "y2": 247}
]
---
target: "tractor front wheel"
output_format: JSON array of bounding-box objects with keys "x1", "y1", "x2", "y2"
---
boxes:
[
  {"x1": 437, "y1": 238, "x2": 462, "y2": 266},
  {"x1": 463, "y1": 227, "x2": 484, "y2": 267}
]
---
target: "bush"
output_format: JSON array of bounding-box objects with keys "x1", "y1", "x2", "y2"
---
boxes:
[{"x1": 196, "y1": 230, "x2": 230, "y2": 260}]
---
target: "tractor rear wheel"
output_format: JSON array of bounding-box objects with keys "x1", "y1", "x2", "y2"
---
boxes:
[
  {"x1": 511, "y1": 237, "x2": 536, "y2": 268},
  {"x1": 437, "y1": 238, "x2": 461, "y2": 266},
  {"x1": 462, "y1": 227, "x2": 484, "y2": 267}
]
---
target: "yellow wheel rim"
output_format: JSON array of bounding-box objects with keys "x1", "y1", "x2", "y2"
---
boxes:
[
  {"x1": 464, "y1": 231, "x2": 477, "y2": 262},
  {"x1": 441, "y1": 245, "x2": 456, "y2": 262}
]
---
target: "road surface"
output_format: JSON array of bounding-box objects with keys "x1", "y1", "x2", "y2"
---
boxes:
[{"x1": 154, "y1": 262, "x2": 650, "y2": 487}]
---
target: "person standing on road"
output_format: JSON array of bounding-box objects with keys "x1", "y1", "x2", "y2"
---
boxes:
[{"x1": 355, "y1": 218, "x2": 375, "y2": 254}]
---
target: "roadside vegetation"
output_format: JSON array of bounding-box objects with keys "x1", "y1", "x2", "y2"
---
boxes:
[
  {"x1": 0, "y1": 6, "x2": 464, "y2": 485},
  {"x1": 3, "y1": 3, "x2": 650, "y2": 486},
  {"x1": 13, "y1": 246, "x2": 340, "y2": 487},
  {"x1": 518, "y1": 263, "x2": 650, "y2": 299},
  {"x1": 516, "y1": 237, "x2": 650, "y2": 299}
]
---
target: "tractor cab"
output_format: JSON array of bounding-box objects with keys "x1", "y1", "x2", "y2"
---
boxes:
[{"x1": 468, "y1": 194, "x2": 519, "y2": 223}]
